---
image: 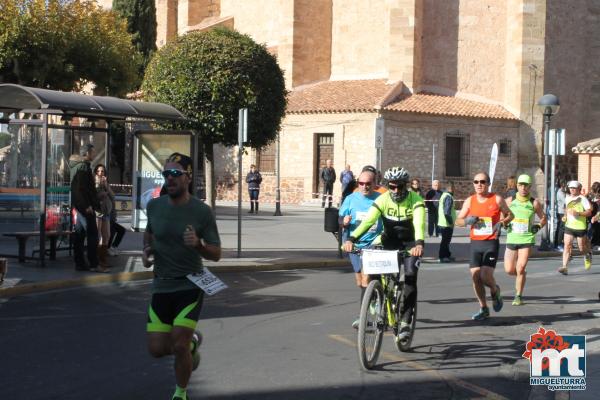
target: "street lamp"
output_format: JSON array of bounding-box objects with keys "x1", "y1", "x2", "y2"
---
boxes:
[{"x1": 538, "y1": 94, "x2": 560, "y2": 250}]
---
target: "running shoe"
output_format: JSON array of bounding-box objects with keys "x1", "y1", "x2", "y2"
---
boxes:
[
  {"x1": 352, "y1": 318, "x2": 359, "y2": 330},
  {"x1": 396, "y1": 322, "x2": 411, "y2": 341},
  {"x1": 492, "y1": 285, "x2": 503, "y2": 312},
  {"x1": 512, "y1": 295, "x2": 523, "y2": 306},
  {"x1": 584, "y1": 253, "x2": 592, "y2": 270},
  {"x1": 558, "y1": 266, "x2": 568, "y2": 275},
  {"x1": 191, "y1": 331, "x2": 203, "y2": 371},
  {"x1": 472, "y1": 307, "x2": 490, "y2": 320}
]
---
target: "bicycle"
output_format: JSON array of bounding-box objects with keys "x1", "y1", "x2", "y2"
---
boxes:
[{"x1": 356, "y1": 247, "x2": 417, "y2": 370}]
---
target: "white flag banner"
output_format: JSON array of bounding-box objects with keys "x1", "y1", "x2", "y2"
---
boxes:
[{"x1": 489, "y1": 143, "x2": 498, "y2": 191}]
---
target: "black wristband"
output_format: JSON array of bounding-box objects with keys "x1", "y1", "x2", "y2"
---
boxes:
[
  {"x1": 348, "y1": 236, "x2": 357, "y2": 243},
  {"x1": 415, "y1": 240, "x2": 425, "y2": 247}
]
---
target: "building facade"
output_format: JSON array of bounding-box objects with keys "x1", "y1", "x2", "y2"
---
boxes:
[{"x1": 104, "y1": 0, "x2": 600, "y2": 203}]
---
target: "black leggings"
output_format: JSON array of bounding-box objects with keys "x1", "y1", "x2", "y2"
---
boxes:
[
  {"x1": 109, "y1": 221, "x2": 126, "y2": 248},
  {"x1": 400, "y1": 255, "x2": 420, "y2": 324}
]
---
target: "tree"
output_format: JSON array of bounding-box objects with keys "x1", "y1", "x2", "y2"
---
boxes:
[
  {"x1": 142, "y1": 27, "x2": 287, "y2": 207},
  {"x1": 0, "y1": 0, "x2": 140, "y2": 96},
  {"x1": 112, "y1": 0, "x2": 157, "y2": 72}
]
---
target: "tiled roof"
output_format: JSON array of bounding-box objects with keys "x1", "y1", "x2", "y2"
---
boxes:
[
  {"x1": 287, "y1": 79, "x2": 395, "y2": 114},
  {"x1": 572, "y1": 138, "x2": 600, "y2": 153},
  {"x1": 385, "y1": 93, "x2": 517, "y2": 120},
  {"x1": 287, "y1": 80, "x2": 517, "y2": 120}
]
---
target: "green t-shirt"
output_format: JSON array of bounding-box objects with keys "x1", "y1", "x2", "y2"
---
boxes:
[
  {"x1": 507, "y1": 196, "x2": 535, "y2": 244},
  {"x1": 147, "y1": 196, "x2": 221, "y2": 293}
]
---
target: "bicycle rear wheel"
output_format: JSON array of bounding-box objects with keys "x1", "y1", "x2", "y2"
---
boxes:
[
  {"x1": 394, "y1": 283, "x2": 417, "y2": 352},
  {"x1": 357, "y1": 279, "x2": 384, "y2": 370}
]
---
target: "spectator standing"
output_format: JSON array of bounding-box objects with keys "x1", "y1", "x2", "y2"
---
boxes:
[
  {"x1": 245, "y1": 164, "x2": 262, "y2": 214},
  {"x1": 69, "y1": 143, "x2": 100, "y2": 272},
  {"x1": 410, "y1": 178, "x2": 422, "y2": 196},
  {"x1": 425, "y1": 180, "x2": 442, "y2": 237},
  {"x1": 340, "y1": 164, "x2": 355, "y2": 194},
  {"x1": 505, "y1": 176, "x2": 517, "y2": 199},
  {"x1": 555, "y1": 181, "x2": 567, "y2": 250},
  {"x1": 339, "y1": 169, "x2": 382, "y2": 328},
  {"x1": 93, "y1": 164, "x2": 114, "y2": 272},
  {"x1": 142, "y1": 153, "x2": 221, "y2": 400},
  {"x1": 438, "y1": 182, "x2": 456, "y2": 262},
  {"x1": 320, "y1": 159, "x2": 336, "y2": 208}
]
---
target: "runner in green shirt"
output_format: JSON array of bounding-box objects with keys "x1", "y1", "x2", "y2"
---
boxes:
[
  {"x1": 142, "y1": 153, "x2": 221, "y2": 400},
  {"x1": 503, "y1": 174, "x2": 546, "y2": 306}
]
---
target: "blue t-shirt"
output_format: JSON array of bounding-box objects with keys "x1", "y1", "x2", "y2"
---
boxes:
[{"x1": 339, "y1": 191, "x2": 382, "y2": 248}]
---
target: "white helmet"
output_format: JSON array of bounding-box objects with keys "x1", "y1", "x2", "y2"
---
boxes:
[{"x1": 384, "y1": 166, "x2": 409, "y2": 183}]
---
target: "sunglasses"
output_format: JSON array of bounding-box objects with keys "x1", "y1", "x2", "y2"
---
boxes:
[
  {"x1": 473, "y1": 180, "x2": 488, "y2": 185},
  {"x1": 357, "y1": 181, "x2": 372, "y2": 186},
  {"x1": 161, "y1": 169, "x2": 188, "y2": 178}
]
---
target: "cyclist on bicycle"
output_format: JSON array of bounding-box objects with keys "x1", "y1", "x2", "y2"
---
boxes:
[{"x1": 344, "y1": 166, "x2": 425, "y2": 341}]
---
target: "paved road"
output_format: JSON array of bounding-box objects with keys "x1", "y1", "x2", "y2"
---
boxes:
[{"x1": 1, "y1": 257, "x2": 599, "y2": 399}]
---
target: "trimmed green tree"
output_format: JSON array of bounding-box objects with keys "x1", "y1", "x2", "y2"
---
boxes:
[
  {"x1": 112, "y1": 0, "x2": 157, "y2": 73},
  {"x1": 142, "y1": 27, "x2": 287, "y2": 206},
  {"x1": 0, "y1": 0, "x2": 140, "y2": 96}
]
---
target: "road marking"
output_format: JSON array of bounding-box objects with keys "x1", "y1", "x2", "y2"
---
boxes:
[{"x1": 329, "y1": 334, "x2": 511, "y2": 400}]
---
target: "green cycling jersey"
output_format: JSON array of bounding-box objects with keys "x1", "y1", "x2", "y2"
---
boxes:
[{"x1": 349, "y1": 191, "x2": 426, "y2": 249}]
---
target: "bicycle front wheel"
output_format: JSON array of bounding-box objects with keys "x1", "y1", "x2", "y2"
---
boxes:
[{"x1": 357, "y1": 279, "x2": 385, "y2": 370}]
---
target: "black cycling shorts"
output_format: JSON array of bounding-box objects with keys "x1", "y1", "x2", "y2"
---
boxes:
[
  {"x1": 564, "y1": 227, "x2": 587, "y2": 238},
  {"x1": 506, "y1": 243, "x2": 534, "y2": 250},
  {"x1": 147, "y1": 289, "x2": 204, "y2": 333},
  {"x1": 470, "y1": 240, "x2": 499, "y2": 268}
]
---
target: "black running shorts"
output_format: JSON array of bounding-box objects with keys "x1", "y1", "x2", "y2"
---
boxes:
[{"x1": 470, "y1": 240, "x2": 499, "y2": 268}]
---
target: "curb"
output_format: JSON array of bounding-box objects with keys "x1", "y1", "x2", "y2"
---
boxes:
[{"x1": 0, "y1": 259, "x2": 350, "y2": 298}]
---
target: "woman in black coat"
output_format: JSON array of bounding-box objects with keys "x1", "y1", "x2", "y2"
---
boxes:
[{"x1": 246, "y1": 164, "x2": 263, "y2": 213}]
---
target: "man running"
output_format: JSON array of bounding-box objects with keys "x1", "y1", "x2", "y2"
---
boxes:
[
  {"x1": 340, "y1": 168, "x2": 382, "y2": 329},
  {"x1": 142, "y1": 153, "x2": 222, "y2": 400},
  {"x1": 558, "y1": 180, "x2": 593, "y2": 275},
  {"x1": 456, "y1": 172, "x2": 513, "y2": 320},
  {"x1": 503, "y1": 174, "x2": 546, "y2": 305},
  {"x1": 345, "y1": 166, "x2": 425, "y2": 341}
]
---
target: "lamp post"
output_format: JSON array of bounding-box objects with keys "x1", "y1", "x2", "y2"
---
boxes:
[{"x1": 538, "y1": 94, "x2": 560, "y2": 250}]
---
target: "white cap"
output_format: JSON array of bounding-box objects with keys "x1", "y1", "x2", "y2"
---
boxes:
[{"x1": 567, "y1": 180, "x2": 581, "y2": 189}]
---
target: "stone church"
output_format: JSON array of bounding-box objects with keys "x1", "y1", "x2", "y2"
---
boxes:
[{"x1": 103, "y1": 0, "x2": 600, "y2": 203}]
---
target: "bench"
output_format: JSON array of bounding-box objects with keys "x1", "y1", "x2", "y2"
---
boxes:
[{"x1": 3, "y1": 231, "x2": 72, "y2": 262}]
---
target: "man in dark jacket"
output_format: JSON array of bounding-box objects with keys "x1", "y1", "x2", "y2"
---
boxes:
[
  {"x1": 69, "y1": 143, "x2": 100, "y2": 271},
  {"x1": 245, "y1": 164, "x2": 263, "y2": 213},
  {"x1": 320, "y1": 159, "x2": 336, "y2": 208},
  {"x1": 425, "y1": 180, "x2": 442, "y2": 237}
]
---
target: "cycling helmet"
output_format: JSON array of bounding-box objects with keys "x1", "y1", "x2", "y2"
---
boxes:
[
  {"x1": 384, "y1": 166, "x2": 410, "y2": 203},
  {"x1": 384, "y1": 166, "x2": 409, "y2": 183}
]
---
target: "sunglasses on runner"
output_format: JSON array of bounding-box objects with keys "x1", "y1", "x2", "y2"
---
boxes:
[
  {"x1": 388, "y1": 182, "x2": 405, "y2": 191},
  {"x1": 473, "y1": 180, "x2": 488, "y2": 185},
  {"x1": 161, "y1": 169, "x2": 188, "y2": 178}
]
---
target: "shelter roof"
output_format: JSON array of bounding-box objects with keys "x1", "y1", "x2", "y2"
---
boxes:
[
  {"x1": 287, "y1": 79, "x2": 517, "y2": 120},
  {"x1": 572, "y1": 138, "x2": 600, "y2": 154},
  {"x1": 0, "y1": 84, "x2": 186, "y2": 121}
]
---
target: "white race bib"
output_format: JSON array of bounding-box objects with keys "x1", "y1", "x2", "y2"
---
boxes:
[
  {"x1": 361, "y1": 249, "x2": 400, "y2": 275},
  {"x1": 473, "y1": 217, "x2": 493, "y2": 236},
  {"x1": 511, "y1": 218, "x2": 529, "y2": 234},
  {"x1": 187, "y1": 268, "x2": 228, "y2": 296}
]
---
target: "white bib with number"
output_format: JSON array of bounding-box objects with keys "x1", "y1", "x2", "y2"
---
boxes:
[
  {"x1": 473, "y1": 217, "x2": 493, "y2": 236},
  {"x1": 187, "y1": 268, "x2": 228, "y2": 296},
  {"x1": 511, "y1": 218, "x2": 529, "y2": 234}
]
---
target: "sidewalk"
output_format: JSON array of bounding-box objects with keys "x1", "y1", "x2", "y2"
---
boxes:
[{"x1": 0, "y1": 201, "x2": 595, "y2": 298}]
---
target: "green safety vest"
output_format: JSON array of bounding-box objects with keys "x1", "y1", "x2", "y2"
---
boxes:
[
  {"x1": 437, "y1": 192, "x2": 456, "y2": 228},
  {"x1": 507, "y1": 196, "x2": 535, "y2": 245},
  {"x1": 565, "y1": 196, "x2": 588, "y2": 231}
]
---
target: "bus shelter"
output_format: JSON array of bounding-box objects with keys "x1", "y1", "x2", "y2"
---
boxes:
[{"x1": 0, "y1": 84, "x2": 189, "y2": 265}]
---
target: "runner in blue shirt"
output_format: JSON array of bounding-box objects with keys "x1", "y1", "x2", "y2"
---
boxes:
[{"x1": 339, "y1": 168, "x2": 382, "y2": 329}]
